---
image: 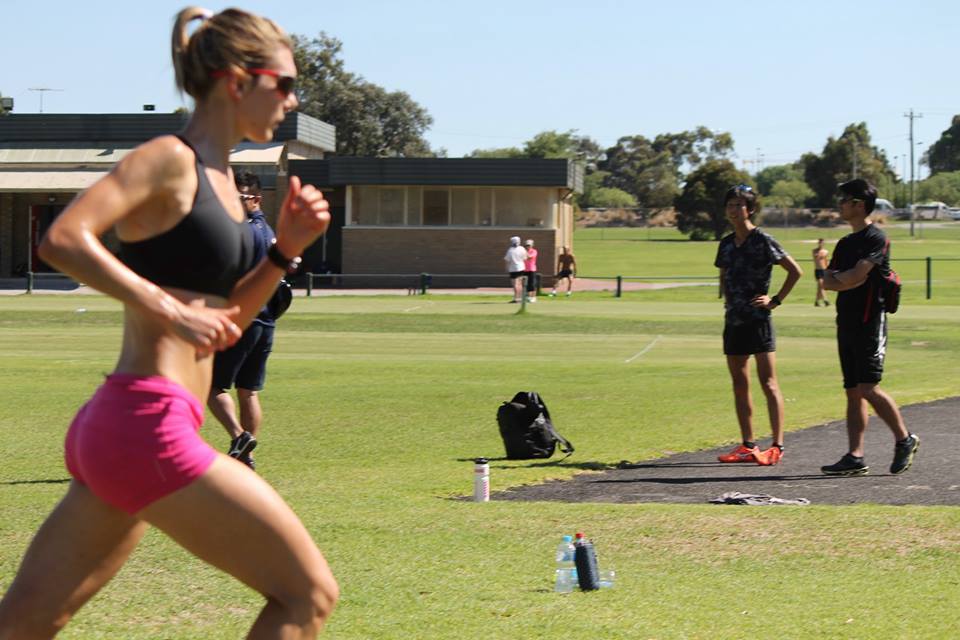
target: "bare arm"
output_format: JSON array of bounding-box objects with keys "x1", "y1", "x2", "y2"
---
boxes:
[
  {"x1": 822, "y1": 259, "x2": 874, "y2": 291},
  {"x1": 227, "y1": 176, "x2": 330, "y2": 329},
  {"x1": 39, "y1": 137, "x2": 241, "y2": 354},
  {"x1": 752, "y1": 255, "x2": 803, "y2": 309}
]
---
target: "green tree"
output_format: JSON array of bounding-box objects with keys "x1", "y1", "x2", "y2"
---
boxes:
[
  {"x1": 674, "y1": 160, "x2": 752, "y2": 240},
  {"x1": 602, "y1": 128, "x2": 733, "y2": 208},
  {"x1": 292, "y1": 33, "x2": 435, "y2": 157},
  {"x1": 586, "y1": 187, "x2": 638, "y2": 208},
  {"x1": 755, "y1": 163, "x2": 803, "y2": 196},
  {"x1": 926, "y1": 115, "x2": 960, "y2": 176},
  {"x1": 916, "y1": 171, "x2": 960, "y2": 206},
  {"x1": 800, "y1": 123, "x2": 895, "y2": 207},
  {"x1": 652, "y1": 127, "x2": 734, "y2": 173},
  {"x1": 468, "y1": 129, "x2": 601, "y2": 162},
  {"x1": 466, "y1": 147, "x2": 524, "y2": 158},
  {"x1": 766, "y1": 179, "x2": 815, "y2": 208},
  {"x1": 601, "y1": 135, "x2": 679, "y2": 208}
]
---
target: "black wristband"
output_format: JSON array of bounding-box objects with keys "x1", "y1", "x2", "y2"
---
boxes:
[
  {"x1": 267, "y1": 241, "x2": 302, "y2": 275},
  {"x1": 770, "y1": 294, "x2": 782, "y2": 307}
]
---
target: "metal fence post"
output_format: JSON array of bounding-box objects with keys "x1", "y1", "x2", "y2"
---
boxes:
[
  {"x1": 306, "y1": 272, "x2": 313, "y2": 297},
  {"x1": 616, "y1": 275, "x2": 622, "y2": 298},
  {"x1": 926, "y1": 257, "x2": 932, "y2": 300},
  {"x1": 26, "y1": 271, "x2": 33, "y2": 294}
]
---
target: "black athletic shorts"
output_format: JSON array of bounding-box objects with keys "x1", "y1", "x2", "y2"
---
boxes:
[
  {"x1": 509, "y1": 270, "x2": 525, "y2": 280},
  {"x1": 556, "y1": 269, "x2": 573, "y2": 279},
  {"x1": 814, "y1": 268, "x2": 825, "y2": 279},
  {"x1": 212, "y1": 322, "x2": 274, "y2": 391},
  {"x1": 837, "y1": 314, "x2": 886, "y2": 389},
  {"x1": 723, "y1": 317, "x2": 776, "y2": 356}
]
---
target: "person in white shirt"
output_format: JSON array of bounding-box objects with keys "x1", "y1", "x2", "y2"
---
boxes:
[{"x1": 503, "y1": 236, "x2": 528, "y2": 303}]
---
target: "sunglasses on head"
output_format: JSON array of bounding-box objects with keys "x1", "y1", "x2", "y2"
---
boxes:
[
  {"x1": 211, "y1": 68, "x2": 296, "y2": 98},
  {"x1": 239, "y1": 193, "x2": 260, "y2": 202},
  {"x1": 733, "y1": 184, "x2": 753, "y2": 194}
]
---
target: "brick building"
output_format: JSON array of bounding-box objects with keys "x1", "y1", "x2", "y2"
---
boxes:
[{"x1": 0, "y1": 114, "x2": 581, "y2": 288}]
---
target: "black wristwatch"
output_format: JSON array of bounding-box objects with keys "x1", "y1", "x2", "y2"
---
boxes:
[
  {"x1": 267, "y1": 240, "x2": 302, "y2": 274},
  {"x1": 770, "y1": 294, "x2": 782, "y2": 307}
]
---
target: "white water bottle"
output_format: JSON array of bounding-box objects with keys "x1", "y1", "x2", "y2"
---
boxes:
[
  {"x1": 473, "y1": 458, "x2": 489, "y2": 502},
  {"x1": 554, "y1": 535, "x2": 576, "y2": 593}
]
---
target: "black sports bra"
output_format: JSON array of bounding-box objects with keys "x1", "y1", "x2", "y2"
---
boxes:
[{"x1": 119, "y1": 135, "x2": 255, "y2": 298}]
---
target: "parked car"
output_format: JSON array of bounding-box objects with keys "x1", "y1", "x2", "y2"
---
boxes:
[
  {"x1": 912, "y1": 202, "x2": 950, "y2": 220},
  {"x1": 949, "y1": 207, "x2": 960, "y2": 221},
  {"x1": 874, "y1": 198, "x2": 896, "y2": 214}
]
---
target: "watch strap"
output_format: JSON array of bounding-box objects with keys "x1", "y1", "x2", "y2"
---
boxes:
[{"x1": 267, "y1": 241, "x2": 302, "y2": 274}]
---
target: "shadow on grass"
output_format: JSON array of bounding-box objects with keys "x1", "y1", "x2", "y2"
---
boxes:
[
  {"x1": 1, "y1": 478, "x2": 71, "y2": 486},
  {"x1": 591, "y1": 473, "x2": 849, "y2": 485},
  {"x1": 455, "y1": 456, "x2": 615, "y2": 471}
]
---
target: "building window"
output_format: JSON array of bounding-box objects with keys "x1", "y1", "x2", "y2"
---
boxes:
[
  {"x1": 379, "y1": 187, "x2": 404, "y2": 225},
  {"x1": 349, "y1": 186, "x2": 553, "y2": 228},
  {"x1": 423, "y1": 189, "x2": 448, "y2": 225},
  {"x1": 495, "y1": 188, "x2": 548, "y2": 227},
  {"x1": 451, "y1": 188, "x2": 477, "y2": 225},
  {"x1": 407, "y1": 187, "x2": 421, "y2": 224}
]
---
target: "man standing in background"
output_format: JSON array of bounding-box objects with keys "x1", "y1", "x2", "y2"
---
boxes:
[{"x1": 208, "y1": 172, "x2": 280, "y2": 470}]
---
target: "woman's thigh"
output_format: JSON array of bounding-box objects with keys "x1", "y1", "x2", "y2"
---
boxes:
[
  {"x1": 138, "y1": 455, "x2": 335, "y2": 603},
  {"x1": 0, "y1": 481, "x2": 147, "y2": 631}
]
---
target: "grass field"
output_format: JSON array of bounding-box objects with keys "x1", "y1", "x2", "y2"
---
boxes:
[{"x1": 2, "y1": 227, "x2": 960, "y2": 639}]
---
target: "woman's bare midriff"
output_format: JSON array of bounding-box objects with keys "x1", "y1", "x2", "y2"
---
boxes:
[{"x1": 113, "y1": 286, "x2": 231, "y2": 403}]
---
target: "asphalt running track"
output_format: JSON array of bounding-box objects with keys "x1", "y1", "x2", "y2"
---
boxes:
[{"x1": 495, "y1": 397, "x2": 959, "y2": 506}]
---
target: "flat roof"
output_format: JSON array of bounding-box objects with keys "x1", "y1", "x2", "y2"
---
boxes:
[
  {"x1": 0, "y1": 112, "x2": 335, "y2": 152},
  {"x1": 290, "y1": 158, "x2": 584, "y2": 191}
]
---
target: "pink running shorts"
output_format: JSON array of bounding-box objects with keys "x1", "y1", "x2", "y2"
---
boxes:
[{"x1": 64, "y1": 373, "x2": 217, "y2": 515}]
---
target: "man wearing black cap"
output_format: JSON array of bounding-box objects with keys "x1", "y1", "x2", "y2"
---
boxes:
[{"x1": 820, "y1": 179, "x2": 919, "y2": 476}]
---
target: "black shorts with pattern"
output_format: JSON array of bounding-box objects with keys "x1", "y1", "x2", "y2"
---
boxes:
[{"x1": 723, "y1": 317, "x2": 776, "y2": 356}]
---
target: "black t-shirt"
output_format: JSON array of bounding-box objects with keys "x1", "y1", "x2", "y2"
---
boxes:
[
  {"x1": 829, "y1": 223, "x2": 890, "y2": 327},
  {"x1": 714, "y1": 228, "x2": 787, "y2": 325}
]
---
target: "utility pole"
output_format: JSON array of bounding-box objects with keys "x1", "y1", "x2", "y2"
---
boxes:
[
  {"x1": 905, "y1": 108, "x2": 923, "y2": 236},
  {"x1": 28, "y1": 87, "x2": 63, "y2": 113},
  {"x1": 851, "y1": 138, "x2": 859, "y2": 179}
]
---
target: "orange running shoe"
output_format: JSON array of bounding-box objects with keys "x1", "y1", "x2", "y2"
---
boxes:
[
  {"x1": 718, "y1": 444, "x2": 760, "y2": 463},
  {"x1": 756, "y1": 446, "x2": 783, "y2": 466}
]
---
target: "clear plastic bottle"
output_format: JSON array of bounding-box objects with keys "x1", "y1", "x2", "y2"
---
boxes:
[{"x1": 554, "y1": 534, "x2": 576, "y2": 593}]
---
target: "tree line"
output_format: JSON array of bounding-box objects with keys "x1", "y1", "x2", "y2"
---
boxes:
[{"x1": 289, "y1": 34, "x2": 960, "y2": 240}]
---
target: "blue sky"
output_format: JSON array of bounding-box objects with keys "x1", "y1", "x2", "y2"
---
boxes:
[{"x1": 4, "y1": 0, "x2": 957, "y2": 177}]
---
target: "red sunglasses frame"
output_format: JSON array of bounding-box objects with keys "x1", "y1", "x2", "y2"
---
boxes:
[{"x1": 211, "y1": 68, "x2": 296, "y2": 97}]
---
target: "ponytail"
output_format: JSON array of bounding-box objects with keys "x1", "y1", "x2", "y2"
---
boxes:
[{"x1": 170, "y1": 6, "x2": 292, "y2": 101}]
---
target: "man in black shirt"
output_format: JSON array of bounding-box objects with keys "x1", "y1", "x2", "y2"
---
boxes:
[{"x1": 820, "y1": 179, "x2": 919, "y2": 476}]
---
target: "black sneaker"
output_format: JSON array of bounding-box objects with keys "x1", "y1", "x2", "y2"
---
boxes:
[
  {"x1": 821, "y1": 453, "x2": 869, "y2": 476},
  {"x1": 228, "y1": 431, "x2": 257, "y2": 459},
  {"x1": 238, "y1": 454, "x2": 257, "y2": 471},
  {"x1": 890, "y1": 433, "x2": 919, "y2": 475}
]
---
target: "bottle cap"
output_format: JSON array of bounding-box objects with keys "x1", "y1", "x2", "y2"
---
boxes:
[
  {"x1": 474, "y1": 457, "x2": 488, "y2": 464},
  {"x1": 575, "y1": 532, "x2": 585, "y2": 539},
  {"x1": 562, "y1": 535, "x2": 573, "y2": 542}
]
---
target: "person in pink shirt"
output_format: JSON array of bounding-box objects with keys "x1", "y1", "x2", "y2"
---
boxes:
[{"x1": 523, "y1": 239, "x2": 539, "y2": 302}]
